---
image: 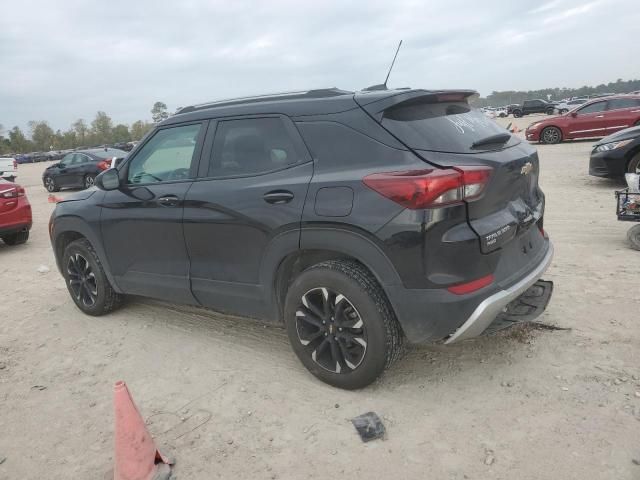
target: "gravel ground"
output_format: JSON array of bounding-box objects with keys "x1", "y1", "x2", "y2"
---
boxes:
[{"x1": 1, "y1": 114, "x2": 639, "y2": 479}]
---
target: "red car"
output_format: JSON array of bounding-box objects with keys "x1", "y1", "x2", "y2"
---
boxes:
[
  {"x1": 526, "y1": 95, "x2": 640, "y2": 144},
  {"x1": 0, "y1": 179, "x2": 32, "y2": 245}
]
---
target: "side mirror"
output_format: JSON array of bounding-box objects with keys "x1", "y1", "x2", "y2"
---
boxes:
[
  {"x1": 95, "y1": 168, "x2": 120, "y2": 191},
  {"x1": 570, "y1": 111, "x2": 578, "y2": 118}
]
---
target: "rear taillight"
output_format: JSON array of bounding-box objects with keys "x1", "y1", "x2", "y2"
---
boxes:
[
  {"x1": 0, "y1": 185, "x2": 25, "y2": 198},
  {"x1": 363, "y1": 166, "x2": 492, "y2": 209},
  {"x1": 97, "y1": 159, "x2": 111, "y2": 171}
]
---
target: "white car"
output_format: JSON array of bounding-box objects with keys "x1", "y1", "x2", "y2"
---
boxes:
[
  {"x1": 554, "y1": 98, "x2": 587, "y2": 115},
  {"x1": 0, "y1": 157, "x2": 17, "y2": 182}
]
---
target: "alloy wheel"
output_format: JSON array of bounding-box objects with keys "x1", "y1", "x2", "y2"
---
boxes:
[
  {"x1": 67, "y1": 253, "x2": 98, "y2": 307},
  {"x1": 295, "y1": 287, "x2": 367, "y2": 374},
  {"x1": 45, "y1": 177, "x2": 55, "y2": 192},
  {"x1": 85, "y1": 175, "x2": 95, "y2": 188},
  {"x1": 542, "y1": 128, "x2": 560, "y2": 144}
]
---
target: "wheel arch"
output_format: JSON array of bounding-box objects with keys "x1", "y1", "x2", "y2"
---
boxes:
[
  {"x1": 261, "y1": 227, "x2": 402, "y2": 323},
  {"x1": 624, "y1": 144, "x2": 640, "y2": 172},
  {"x1": 52, "y1": 216, "x2": 122, "y2": 293}
]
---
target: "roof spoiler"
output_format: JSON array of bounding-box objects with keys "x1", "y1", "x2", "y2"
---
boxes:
[{"x1": 355, "y1": 89, "x2": 478, "y2": 121}]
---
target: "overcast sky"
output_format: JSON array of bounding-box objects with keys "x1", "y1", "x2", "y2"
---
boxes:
[{"x1": 1, "y1": 0, "x2": 638, "y2": 132}]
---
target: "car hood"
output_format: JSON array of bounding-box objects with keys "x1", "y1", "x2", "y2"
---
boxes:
[
  {"x1": 594, "y1": 125, "x2": 640, "y2": 146},
  {"x1": 57, "y1": 188, "x2": 97, "y2": 203}
]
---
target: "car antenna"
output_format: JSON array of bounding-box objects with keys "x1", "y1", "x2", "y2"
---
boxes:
[{"x1": 363, "y1": 40, "x2": 403, "y2": 92}]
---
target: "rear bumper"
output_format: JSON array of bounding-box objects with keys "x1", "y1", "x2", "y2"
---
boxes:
[
  {"x1": 385, "y1": 237, "x2": 553, "y2": 344},
  {"x1": 0, "y1": 201, "x2": 32, "y2": 236},
  {"x1": 444, "y1": 241, "x2": 554, "y2": 343}
]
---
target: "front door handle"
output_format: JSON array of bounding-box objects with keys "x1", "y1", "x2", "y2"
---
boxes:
[
  {"x1": 595, "y1": 115, "x2": 604, "y2": 118},
  {"x1": 263, "y1": 190, "x2": 294, "y2": 204},
  {"x1": 157, "y1": 195, "x2": 180, "y2": 207}
]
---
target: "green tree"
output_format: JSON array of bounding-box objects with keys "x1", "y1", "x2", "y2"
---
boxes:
[
  {"x1": 72, "y1": 119, "x2": 89, "y2": 146},
  {"x1": 112, "y1": 124, "x2": 131, "y2": 143},
  {"x1": 130, "y1": 120, "x2": 154, "y2": 140},
  {"x1": 151, "y1": 101, "x2": 169, "y2": 123},
  {"x1": 8, "y1": 126, "x2": 32, "y2": 153},
  {"x1": 28, "y1": 120, "x2": 55, "y2": 151},
  {"x1": 91, "y1": 111, "x2": 113, "y2": 145}
]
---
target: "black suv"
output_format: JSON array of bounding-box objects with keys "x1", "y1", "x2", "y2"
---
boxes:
[
  {"x1": 511, "y1": 99, "x2": 556, "y2": 117},
  {"x1": 49, "y1": 88, "x2": 554, "y2": 389}
]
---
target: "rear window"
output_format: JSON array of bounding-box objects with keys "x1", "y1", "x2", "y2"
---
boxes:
[{"x1": 381, "y1": 100, "x2": 517, "y2": 153}]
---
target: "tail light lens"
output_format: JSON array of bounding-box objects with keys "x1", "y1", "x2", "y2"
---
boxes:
[
  {"x1": 0, "y1": 185, "x2": 25, "y2": 198},
  {"x1": 363, "y1": 166, "x2": 492, "y2": 209},
  {"x1": 97, "y1": 159, "x2": 111, "y2": 171}
]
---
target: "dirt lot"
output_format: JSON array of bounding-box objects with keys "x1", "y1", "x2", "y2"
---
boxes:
[{"x1": 1, "y1": 115, "x2": 639, "y2": 479}]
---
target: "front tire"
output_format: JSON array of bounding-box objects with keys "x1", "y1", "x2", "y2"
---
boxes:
[
  {"x1": 2, "y1": 230, "x2": 29, "y2": 245},
  {"x1": 627, "y1": 152, "x2": 640, "y2": 174},
  {"x1": 284, "y1": 260, "x2": 404, "y2": 389},
  {"x1": 560, "y1": 109, "x2": 568, "y2": 114},
  {"x1": 62, "y1": 238, "x2": 123, "y2": 316},
  {"x1": 627, "y1": 225, "x2": 640, "y2": 251},
  {"x1": 513, "y1": 110, "x2": 523, "y2": 118},
  {"x1": 44, "y1": 176, "x2": 59, "y2": 192},
  {"x1": 541, "y1": 126, "x2": 562, "y2": 144}
]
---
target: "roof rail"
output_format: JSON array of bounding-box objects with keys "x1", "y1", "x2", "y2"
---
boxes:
[{"x1": 177, "y1": 88, "x2": 353, "y2": 114}]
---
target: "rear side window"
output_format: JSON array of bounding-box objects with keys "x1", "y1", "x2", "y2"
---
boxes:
[
  {"x1": 381, "y1": 100, "x2": 517, "y2": 153},
  {"x1": 607, "y1": 98, "x2": 640, "y2": 110},
  {"x1": 208, "y1": 117, "x2": 300, "y2": 177}
]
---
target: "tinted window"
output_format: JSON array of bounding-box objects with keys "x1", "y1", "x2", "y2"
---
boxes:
[
  {"x1": 577, "y1": 101, "x2": 606, "y2": 114},
  {"x1": 607, "y1": 98, "x2": 640, "y2": 110},
  {"x1": 127, "y1": 124, "x2": 201, "y2": 184},
  {"x1": 60, "y1": 153, "x2": 74, "y2": 166},
  {"x1": 90, "y1": 148, "x2": 128, "y2": 159},
  {"x1": 208, "y1": 117, "x2": 300, "y2": 177},
  {"x1": 380, "y1": 100, "x2": 518, "y2": 153}
]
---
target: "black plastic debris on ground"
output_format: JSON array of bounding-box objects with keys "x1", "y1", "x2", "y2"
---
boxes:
[{"x1": 351, "y1": 412, "x2": 385, "y2": 442}]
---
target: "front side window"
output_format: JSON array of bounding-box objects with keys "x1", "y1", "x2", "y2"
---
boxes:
[
  {"x1": 127, "y1": 124, "x2": 201, "y2": 184},
  {"x1": 208, "y1": 117, "x2": 300, "y2": 177},
  {"x1": 60, "y1": 153, "x2": 74, "y2": 166},
  {"x1": 577, "y1": 101, "x2": 606, "y2": 115}
]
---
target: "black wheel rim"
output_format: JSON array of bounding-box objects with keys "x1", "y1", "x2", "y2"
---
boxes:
[
  {"x1": 543, "y1": 128, "x2": 559, "y2": 143},
  {"x1": 45, "y1": 177, "x2": 54, "y2": 191},
  {"x1": 85, "y1": 176, "x2": 94, "y2": 188},
  {"x1": 67, "y1": 253, "x2": 98, "y2": 307},
  {"x1": 295, "y1": 287, "x2": 367, "y2": 374}
]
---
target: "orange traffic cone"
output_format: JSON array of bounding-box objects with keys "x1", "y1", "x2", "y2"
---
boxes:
[
  {"x1": 47, "y1": 194, "x2": 62, "y2": 203},
  {"x1": 113, "y1": 381, "x2": 173, "y2": 480}
]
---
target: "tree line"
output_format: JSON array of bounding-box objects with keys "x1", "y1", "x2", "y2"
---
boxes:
[
  {"x1": 472, "y1": 78, "x2": 640, "y2": 107},
  {"x1": 0, "y1": 101, "x2": 173, "y2": 155}
]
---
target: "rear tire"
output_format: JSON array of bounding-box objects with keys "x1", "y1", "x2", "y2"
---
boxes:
[
  {"x1": 84, "y1": 174, "x2": 96, "y2": 189},
  {"x1": 284, "y1": 260, "x2": 404, "y2": 389},
  {"x1": 546, "y1": 108, "x2": 555, "y2": 115},
  {"x1": 62, "y1": 238, "x2": 123, "y2": 316},
  {"x1": 560, "y1": 109, "x2": 568, "y2": 114},
  {"x1": 513, "y1": 110, "x2": 523, "y2": 118},
  {"x1": 2, "y1": 230, "x2": 29, "y2": 245},
  {"x1": 541, "y1": 126, "x2": 562, "y2": 144},
  {"x1": 627, "y1": 225, "x2": 640, "y2": 251}
]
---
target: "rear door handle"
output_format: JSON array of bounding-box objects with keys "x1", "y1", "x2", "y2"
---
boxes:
[
  {"x1": 263, "y1": 190, "x2": 294, "y2": 204},
  {"x1": 157, "y1": 195, "x2": 180, "y2": 207}
]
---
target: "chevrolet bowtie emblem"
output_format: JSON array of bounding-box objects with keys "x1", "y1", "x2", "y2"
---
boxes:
[{"x1": 521, "y1": 162, "x2": 533, "y2": 175}]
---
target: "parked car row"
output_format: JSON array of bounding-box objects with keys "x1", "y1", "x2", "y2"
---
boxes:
[{"x1": 526, "y1": 95, "x2": 640, "y2": 145}]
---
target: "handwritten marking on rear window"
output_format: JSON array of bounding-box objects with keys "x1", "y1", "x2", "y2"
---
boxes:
[{"x1": 446, "y1": 114, "x2": 492, "y2": 134}]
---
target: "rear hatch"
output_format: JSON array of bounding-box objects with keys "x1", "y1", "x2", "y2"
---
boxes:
[{"x1": 355, "y1": 90, "x2": 544, "y2": 256}]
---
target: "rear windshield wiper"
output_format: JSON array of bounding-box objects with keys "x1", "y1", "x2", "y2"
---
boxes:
[{"x1": 471, "y1": 133, "x2": 511, "y2": 150}]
